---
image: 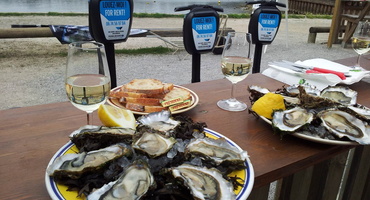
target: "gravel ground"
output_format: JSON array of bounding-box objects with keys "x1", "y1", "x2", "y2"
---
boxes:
[{"x1": 0, "y1": 16, "x2": 356, "y2": 110}]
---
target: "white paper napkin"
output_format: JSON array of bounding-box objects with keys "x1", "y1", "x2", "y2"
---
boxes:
[{"x1": 262, "y1": 58, "x2": 370, "y2": 90}]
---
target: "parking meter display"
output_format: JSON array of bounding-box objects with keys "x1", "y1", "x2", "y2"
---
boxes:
[
  {"x1": 258, "y1": 13, "x2": 280, "y2": 42},
  {"x1": 192, "y1": 16, "x2": 217, "y2": 51},
  {"x1": 100, "y1": 0, "x2": 131, "y2": 40}
]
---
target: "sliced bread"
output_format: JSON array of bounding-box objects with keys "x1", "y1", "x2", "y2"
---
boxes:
[
  {"x1": 123, "y1": 79, "x2": 165, "y2": 95},
  {"x1": 163, "y1": 87, "x2": 192, "y2": 101}
]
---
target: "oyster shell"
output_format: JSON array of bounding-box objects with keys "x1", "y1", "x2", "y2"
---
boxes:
[
  {"x1": 185, "y1": 137, "x2": 248, "y2": 169},
  {"x1": 318, "y1": 109, "x2": 370, "y2": 145},
  {"x1": 272, "y1": 107, "x2": 314, "y2": 132},
  {"x1": 169, "y1": 164, "x2": 236, "y2": 200},
  {"x1": 70, "y1": 126, "x2": 136, "y2": 152},
  {"x1": 320, "y1": 86, "x2": 357, "y2": 105},
  {"x1": 87, "y1": 160, "x2": 155, "y2": 200},
  {"x1": 138, "y1": 111, "x2": 180, "y2": 134},
  {"x1": 47, "y1": 143, "x2": 132, "y2": 179},
  {"x1": 132, "y1": 131, "x2": 177, "y2": 158}
]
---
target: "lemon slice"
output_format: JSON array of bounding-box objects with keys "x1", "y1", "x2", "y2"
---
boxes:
[
  {"x1": 98, "y1": 104, "x2": 136, "y2": 129},
  {"x1": 251, "y1": 92, "x2": 286, "y2": 119}
]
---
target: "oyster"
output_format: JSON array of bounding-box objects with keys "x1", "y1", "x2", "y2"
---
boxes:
[
  {"x1": 318, "y1": 109, "x2": 370, "y2": 145},
  {"x1": 87, "y1": 160, "x2": 155, "y2": 200},
  {"x1": 132, "y1": 130, "x2": 177, "y2": 158},
  {"x1": 348, "y1": 105, "x2": 370, "y2": 121},
  {"x1": 168, "y1": 164, "x2": 236, "y2": 200},
  {"x1": 272, "y1": 107, "x2": 314, "y2": 132},
  {"x1": 185, "y1": 137, "x2": 248, "y2": 169},
  {"x1": 320, "y1": 86, "x2": 357, "y2": 105},
  {"x1": 47, "y1": 143, "x2": 132, "y2": 179},
  {"x1": 70, "y1": 126, "x2": 136, "y2": 152},
  {"x1": 285, "y1": 84, "x2": 321, "y2": 97},
  {"x1": 138, "y1": 111, "x2": 180, "y2": 134}
]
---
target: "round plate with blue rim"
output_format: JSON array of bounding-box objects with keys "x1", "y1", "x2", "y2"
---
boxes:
[{"x1": 45, "y1": 128, "x2": 255, "y2": 200}]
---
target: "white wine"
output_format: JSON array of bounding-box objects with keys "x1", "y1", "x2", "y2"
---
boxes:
[
  {"x1": 352, "y1": 37, "x2": 370, "y2": 55},
  {"x1": 221, "y1": 56, "x2": 253, "y2": 84},
  {"x1": 66, "y1": 74, "x2": 111, "y2": 112}
]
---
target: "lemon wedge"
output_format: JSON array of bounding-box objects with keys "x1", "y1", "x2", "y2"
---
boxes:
[
  {"x1": 98, "y1": 104, "x2": 136, "y2": 129},
  {"x1": 251, "y1": 92, "x2": 286, "y2": 119}
]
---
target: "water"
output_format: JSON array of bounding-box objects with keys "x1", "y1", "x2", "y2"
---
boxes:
[{"x1": 0, "y1": 0, "x2": 247, "y2": 14}]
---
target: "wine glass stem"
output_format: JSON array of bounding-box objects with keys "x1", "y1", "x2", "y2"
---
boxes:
[
  {"x1": 86, "y1": 112, "x2": 93, "y2": 125},
  {"x1": 355, "y1": 54, "x2": 361, "y2": 67},
  {"x1": 231, "y1": 83, "x2": 236, "y2": 100}
]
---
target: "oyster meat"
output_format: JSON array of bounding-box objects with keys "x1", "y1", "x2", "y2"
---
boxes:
[
  {"x1": 318, "y1": 109, "x2": 370, "y2": 144},
  {"x1": 132, "y1": 131, "x2": 177, "y2": 158},
  {"x1": 272, "y1": 107, "x2": 314, "y2": 132},
  {"x1": 138, "y1": 111, "x2": 180, "y2": 134},
  {"x1": 47, "y1": 143, "x2": 132, "y2": 179},
  {"x1": 185, "y1": 137, "x2": 248, "y2": 169},
  {"x1": 169, "y1": 164, "x2": 236, "y2": 200},
  {"x1": 87, "y1": 160, "x2": 155, "y2": 200},
  {"x1": 320, "y1": 86, "x2": 357, "y2": 105},
  {"x1": 285, "y1": 84, "x2": 321, "y2": 97}
]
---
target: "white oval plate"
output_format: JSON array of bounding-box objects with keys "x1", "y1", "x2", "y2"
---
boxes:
[
  {"x1": 260, "y1": 116, "x2": 358, "y2": 145},
  {"x1": 108, "y1": 85, "x2": 199, "y2": 115}
]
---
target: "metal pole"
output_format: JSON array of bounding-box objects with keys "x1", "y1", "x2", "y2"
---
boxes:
[
  {"x1": 105, "y1": 43, "x2": 117, "y2": 88},
  {"x1": 252, "y1": 43, "x2": 263, "y2": 74},
  {"x1": 192, "y1": 53, "x2": 201, "y2": 83}
]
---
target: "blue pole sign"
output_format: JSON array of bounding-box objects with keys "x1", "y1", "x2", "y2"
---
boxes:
[
  {"x1": 99, "y1": 0, "x2": 131, "y2": 41},
  {"x1": 192, "y1": 16, "x2": 217, "y2": 51},
  {"x1": 258, "y1": 13, "x2": 280, "y2": 42}
]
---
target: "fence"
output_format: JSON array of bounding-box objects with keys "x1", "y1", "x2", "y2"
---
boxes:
[{"x1": 289, "y1": 0, "x2": 335, "y2": 15}]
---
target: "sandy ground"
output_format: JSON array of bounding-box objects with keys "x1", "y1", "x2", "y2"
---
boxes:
[{"x1": 0, "y1": 16, "x2": 358, "y2": 110}]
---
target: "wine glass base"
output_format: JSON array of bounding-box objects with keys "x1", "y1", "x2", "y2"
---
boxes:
[{"x1": 217, "y1": 98, "x2": 247, "y2": 112}]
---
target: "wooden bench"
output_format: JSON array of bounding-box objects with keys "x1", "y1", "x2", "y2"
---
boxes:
[{"x1": 308, "y1": 26, "x2": 345, "y2": 43}]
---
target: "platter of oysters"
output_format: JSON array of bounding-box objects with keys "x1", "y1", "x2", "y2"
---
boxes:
[
  {"x1": 249, "y1": 84, "x2": 370, "y2": 145},
  {"x1": 45, "y1": 111, "x2": 254, "y2": 200}
]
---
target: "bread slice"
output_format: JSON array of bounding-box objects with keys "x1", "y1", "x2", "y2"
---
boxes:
[
  {"x1": 163, "y1": 83, "x2": 174, "y2": 93},
  {"x1": 163, "y1": 87, "x2": 191, "y2": 101},
  {"x1": 112, "y1": 90, "x2": 148, "y2": 98},
  {"x1": 125, "y1": 102, "x2": 145, "y2": 112},
  {"x1": 144, "y1": 105, "x2": 168, "y2": 113},
  {"x1": 125, "y1": 97, "x2": 161, "y2": 106},
  {"x1": 123, "y1": 79, "x2": 165, "y2": 95}
]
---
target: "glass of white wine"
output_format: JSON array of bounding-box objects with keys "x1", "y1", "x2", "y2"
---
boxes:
[
  {"x1": 352, "y1": 20, "x2": 370, "y2": 69},
  {"x1": 65, "y1": 41, "x2": 111, "y2": 125},
  {"x1": 217, "y1": 32, "x2": 254, "y2": 112}
]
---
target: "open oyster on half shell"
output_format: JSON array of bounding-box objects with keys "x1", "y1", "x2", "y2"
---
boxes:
[
  {"x1": 167, "y1": 164, "x2": 236, "y2": 200},
  {"x1": 46, "y1": 143, "x2": 132, "y2": 180},
  {"x1": 318, "y1": 109, "x2": 370, "y2": 145},
  {"x1": 87, "y1": 160, "x2": 155, "y2": 200},
  {"x1": 272, "y1": 107, "x2": 314, "y2": 133}
]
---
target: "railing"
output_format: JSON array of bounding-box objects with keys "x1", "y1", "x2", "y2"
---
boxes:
[
  {"x1": 248, "y1": 146, "x2": 370, "y2": 200},
  {"x1": 289, "y1": 0, "x2": 335, "y2": 15}
]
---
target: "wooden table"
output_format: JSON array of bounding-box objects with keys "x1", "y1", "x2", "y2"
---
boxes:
[
  {"x1": 328, "y1": 0, "x2": 370, "y2": 48},
  {"x1": 0, "y1": 57, "x2": 369, "y2": 199}
]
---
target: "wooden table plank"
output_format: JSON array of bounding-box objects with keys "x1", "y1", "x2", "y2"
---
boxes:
[{"x1": 0, "y1": 56, "x2": 368, "y2": 199}]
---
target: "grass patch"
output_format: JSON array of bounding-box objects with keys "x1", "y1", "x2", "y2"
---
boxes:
[
  {"x1": 0, "y1": 12, "x2": 87, "y2": 17},
  {"x1": 115, "y1": 46, "x2": 173, "y2": 55}
]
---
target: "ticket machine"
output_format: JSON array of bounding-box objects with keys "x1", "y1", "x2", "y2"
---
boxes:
[{"x1": 175, "y1": 5, "x2": 223, "y2": 83}]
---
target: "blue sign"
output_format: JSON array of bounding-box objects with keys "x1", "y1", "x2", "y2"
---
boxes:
[
  {"x1": 258, "y1": 13, "x2": 280, "y2": 42},
  {"x1": 192, "y1": 16, "x2": 217, "y2": 34},
  {"x1": 99, "y1": 0, "x2": 131, "y2": 40},
  {"x1": 191, "y1": 16, "x2": 217, "y2": 50},
  {"x1": 100, "y1": 0, "x2": 130, "y2": 21}
]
